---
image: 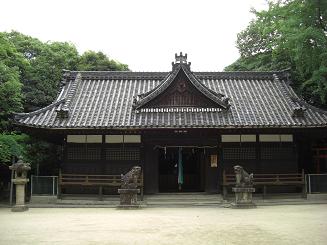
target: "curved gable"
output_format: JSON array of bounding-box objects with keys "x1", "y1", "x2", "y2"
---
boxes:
[{"x1": 133, "y1": 53, "x2": 230, "y2": 110}]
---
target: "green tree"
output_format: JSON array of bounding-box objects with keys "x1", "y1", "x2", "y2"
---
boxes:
[
  {"x1": 0, "y1": 133, "x2": 26, "y2": 164},
  {"x1": 226, "y1": 0, "x2": 327, "y2": 106},
  {"x1": 5, "y1": 32, "x2": 129, "y2": 110},
  {"x1": 0, "y1": 33, "x2": 26, "y2": 131},
  {"x1": 0, "y1": 133, "x2": 56, "y2": 174},
  {"x1": 4, "y1": 31, "x2": 44, "y2": 61},
  {"x1": 0, "y1": 30, "x2": 129, "y2": 175},
  {"x1": 78, "y1": 50, "x2": 128, "y2": 71},
  {"x1": 22, "y1": 137, "x2": 59, "y2": 174},
  {"x1": 6, "y1": 32, "x2": 80, "y2": 110},
  {"x1": 23, "y1": 41, "x2": 80, "y2": 110}
]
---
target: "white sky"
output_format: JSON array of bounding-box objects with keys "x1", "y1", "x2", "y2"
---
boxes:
[{"x1": 1, "y1": 0, "x2": 268, "y2": 71}]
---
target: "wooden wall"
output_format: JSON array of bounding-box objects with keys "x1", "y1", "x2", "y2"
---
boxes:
[
  {"x1": 221, "y1": 142, "x2": 298, "y2": 174},
  {"x1": 60, "y1": 130, "x2": 308, "y2": 195}
]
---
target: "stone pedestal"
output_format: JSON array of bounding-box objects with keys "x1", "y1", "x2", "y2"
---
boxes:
[
  {"x1": 231, "y1": 187, "x2": 256, "y2": 209},
  {"x1": 118, "y1": 189, "x2": 140, "y2": 209},
  {"x1": 12, "y1": 178, "x2": 29, "y2": 212}
]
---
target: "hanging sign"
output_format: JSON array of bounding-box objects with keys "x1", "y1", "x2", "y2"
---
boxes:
[{"x1": 210, "y1": 154, "x2": 218, "y2": 167}]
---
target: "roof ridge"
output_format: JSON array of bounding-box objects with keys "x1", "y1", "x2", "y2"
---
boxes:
[
  {"x1": 274, "y1": 73, "x2": 327, "y2": 115},
  {"x1": 182, "y1": 66, "x2": 230, "y2": 108},
  {"x1": 133, "y1": 67, "x2": 180, "y2": 109},
  {"x1": 13, "y1": 98, "x2": 66, "y2": 119},
  {"x1": 137, "y1": 73, "x2": 172, "y2": 99},
  {"x1": 62, "y1": 73, "x2": 81, "y2": 110},
  {"x1": 65, "y1": 71, "x2": 168, "y2": 80},
  {"x1": 58, "y1": 69, "x2": 291, "y2": 81},
  {"x1": 195, "y1": 70, "x2": 291, "y2": 80}
]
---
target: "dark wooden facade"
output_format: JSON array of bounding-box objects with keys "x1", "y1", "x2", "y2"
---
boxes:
[{"x1": 55, "y1": 128, "x2": 322, "y2": 194}]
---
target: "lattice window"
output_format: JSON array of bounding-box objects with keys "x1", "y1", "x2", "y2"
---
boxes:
[
  {"x1": 105, "y1": 147, "x2": 140, "y2": 161},
  {"x1": 223, "y1": 147, "x2": 256, "y2": 160},
  {"x1": 67, "y1": 146, "x2": 101, "y2": 160},
  {"x1": 260, "y1": 145, "x2": 294, "y2": 160}
]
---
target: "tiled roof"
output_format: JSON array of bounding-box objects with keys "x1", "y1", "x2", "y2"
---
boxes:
[{"x1": 14, "y1": 60, "x2": 327, "y2": 129}]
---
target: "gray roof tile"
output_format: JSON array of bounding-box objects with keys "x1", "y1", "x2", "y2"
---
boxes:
[{"x1": 14, "y1": 68, "x2": 327, "y2": 129}]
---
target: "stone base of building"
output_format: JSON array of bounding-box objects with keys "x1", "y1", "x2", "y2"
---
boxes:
[
  {"x1": 118, "y1": 188, "x2": 140, "y2": 208},
  {"x1": 30, "y1": 195, "x2": 57, "y2": 204},
  {"x1": 11, "y1": 205, "x2": 29, "y2": 212},
  {"x1": 230, "y1": 202, "x2": 256, "y2": 209},
  {"x1": 232, "y1": 187, "x2": 256, "y2": 209},
  {"x1": 117, "y1": 204, "x2": 141, "y2": 209},
  {"x1": 307, "y1": 193, "x2": 327, "y2": 200}
]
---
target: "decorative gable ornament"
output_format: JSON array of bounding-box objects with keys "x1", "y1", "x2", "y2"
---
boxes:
[
  {"x1": 56, "y1": 107, "x2": 69, "y2": 119},
  {"x1": 133, "y1": 52, "x2": 230, "y2": 111},
  {"x1": 177, "y1": 80, "x2": 187, "y2": 93},
  {"x1": 293, "y1": 106, "x2": 306, "y2": 118}
]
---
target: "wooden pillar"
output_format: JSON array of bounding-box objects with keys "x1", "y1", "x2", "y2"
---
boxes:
[
  {"x1": 98, "y1": 186, "x2": 103, "y2": 201},
  {"x1": 255, "y1": 133, "x2": 261, "y2": 173},
  {"x1": 101, "y1": 134, "x2": 106, "y2": 174},
  {"x1": 58, "y1": 168, "x2": 62, "y2": 199}
]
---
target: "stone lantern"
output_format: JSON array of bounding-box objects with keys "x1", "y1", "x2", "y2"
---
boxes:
[{"x1": 9, "y1": 158, "x2": 31, "y2": 212}]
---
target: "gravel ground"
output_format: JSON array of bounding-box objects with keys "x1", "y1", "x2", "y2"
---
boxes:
[{"x1": 0, "y1": 205, "x2": 326, "y2": 245}]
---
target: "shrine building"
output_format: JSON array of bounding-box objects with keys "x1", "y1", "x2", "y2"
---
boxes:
[{"x1": 14, "y1": 53, "x2": 327, "y2": 195}]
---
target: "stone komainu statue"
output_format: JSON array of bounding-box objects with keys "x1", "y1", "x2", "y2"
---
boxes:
[
  {"x1": 9, "y1": 159, "x2": 31, "y2": 179},
  {"x1": 233, "y1": 165, "x2": 253, "y2": 187},
  {"x1": 121, "y1": 166, "x2": 142, "y2": 189}
]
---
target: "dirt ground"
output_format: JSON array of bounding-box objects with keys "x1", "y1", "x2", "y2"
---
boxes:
[{"x1": 0, "y1": 205, "x2": 327, "y2": 245}]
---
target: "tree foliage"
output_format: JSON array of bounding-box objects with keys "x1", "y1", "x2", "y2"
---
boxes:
[
  {"x1": 24, "y1": 42, "x2": 80, "y2": 110},
  {"x1": 78, "y1": 51, "x2": 129, "y2": 71},
  {"x1": 0, "y1": 31, "x2": 128, "y2": 171},
  {"x1": 0, "y1": 133, "x2": 26, "y2": 164},
  {"x1": 3, "y1": 31, "x2": 129, "y2": 111},
  {"x1": 225, "y1": 0, "x2": 327, "y2": 107},
  {"x1": 21, "y1": 136, "x2": 59, "y2": 174},
  {"x1": 0, "y1": 132, "x2": 57, "y2": 174},
  {"x1": 0, "y1": 33, "x2": 26, "y2": 131},
  {"x1": 5, "y1": 32, "x2": 80, "y2": 110}
]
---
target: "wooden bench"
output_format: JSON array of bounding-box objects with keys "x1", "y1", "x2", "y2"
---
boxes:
[
  {"x1": 58, "y1": 171, "x2": 144, "y2": 200},
  {"x1": 222, "y1": 169, "x2": 306, "y2": 199}
]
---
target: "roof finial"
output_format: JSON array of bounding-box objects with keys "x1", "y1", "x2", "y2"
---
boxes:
[
  {"x1": 175, "y1": 52, "x2": 187, "y2": 64},
  {"x1": 172, "y1": 52, "x2": 191, "y2": 70}
]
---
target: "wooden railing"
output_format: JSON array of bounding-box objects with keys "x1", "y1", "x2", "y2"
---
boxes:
[
  {"x1": 59, "y1": 170, "x2": 144, "y2": 200},
  {"x1": 222, "y1": 169, "x2": 306, "y2": 198}
]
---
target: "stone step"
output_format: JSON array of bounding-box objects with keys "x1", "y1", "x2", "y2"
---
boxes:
[
  {"x1": 146, "y1": 194, "x2": 221, "y2": 200},
  {"x1": 145, "y1": 201, "x2": 222, "y2": 206},
  {"x1": 144, "y1": 193, "x2": 223, "y2": 206},
  {"x1": 54, "y1": 193, "x2": 223, "y2": 206},
  {"x1": 56, "y1": 199, "x2": 120, "y2": 205}
]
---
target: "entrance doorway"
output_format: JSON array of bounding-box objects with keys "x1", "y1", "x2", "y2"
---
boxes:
[{"x1": 158, "y1": 147, "x2": 204, "y2": 192}]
